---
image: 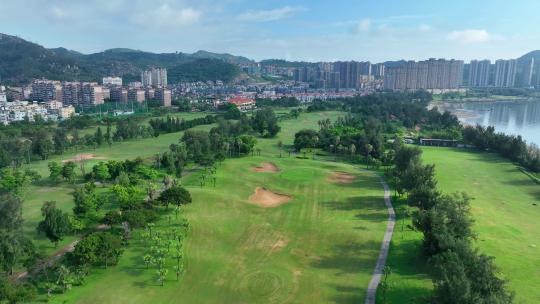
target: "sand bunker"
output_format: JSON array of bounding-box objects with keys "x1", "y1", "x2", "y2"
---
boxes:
[
  {"x1": 249, "y1": 187, "x2": 291, "y2": 208},
  {"x1": 327, "y1": 171, "x2": 357, "y2": 184},
  {"x1": 251, "y1": 162, "x2": 280, "y2": 173},
  {"x1": 62, "y1": 153, "x2": 106, "y2": 163}
]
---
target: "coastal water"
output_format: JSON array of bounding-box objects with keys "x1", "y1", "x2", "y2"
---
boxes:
[{"x1": 437, "y1": 99, "x2": 540, "y2": 146}]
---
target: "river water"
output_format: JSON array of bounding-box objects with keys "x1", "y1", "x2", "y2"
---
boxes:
[{"x1": 436, "y1": 99, "x2": 540, "y2": 146}]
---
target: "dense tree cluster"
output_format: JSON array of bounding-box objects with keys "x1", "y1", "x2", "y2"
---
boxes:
[
  {"x1": 295, "y1": 92, "x2": 462, "y2": 163},
  {"x1": 463, "y1": 125, "x2": 540, "y2": 172},
  {"x1": 179, "y1": 121, "x2": 257, "y2": 165},
  {"x1": 148, "y1": 115, "x2": 217, "y2": 136},
  {"x1": 70, "y1": 232, "x2": 123, "y2": 268},
  {"x1": 393, "y1": 145, "x2": 513, "y2": 303}
]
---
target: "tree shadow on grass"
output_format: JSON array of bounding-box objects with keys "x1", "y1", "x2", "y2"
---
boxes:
[
  {"x1": 311, "y1": 240, "x2": 381, "y2": 275},
  {"x1": 321, "y1": 196, "x2": 388, "y2": 223},
  {"x1": 328, "y1": 284, "x2": 363, "y2": 304}
]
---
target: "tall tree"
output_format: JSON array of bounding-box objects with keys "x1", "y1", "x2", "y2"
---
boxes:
[
  {"x1": 48, "y1": 161, "x2": 62, "y2": 183},
  {"x1": 37, "y1": 201, "x2": 71, "y2": 247},
  {"x1": 157, "y1": 185, "x2": 192, "y2": 209},
  {"x1": 95, "y1": 127, "x2": 104, "y2": 147}
]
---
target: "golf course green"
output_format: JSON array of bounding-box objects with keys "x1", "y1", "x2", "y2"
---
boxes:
[{"x1": 19, "y1": 111, "x2": 394, "y2": 303}]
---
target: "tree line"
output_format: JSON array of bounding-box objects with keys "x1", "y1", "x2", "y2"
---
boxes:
[
  {"x1": 463, "y1": 125, "x2": 540, "y2": 172},
  {"x1": 392, "y1": 144, "x2": 513, "y2": 303}
]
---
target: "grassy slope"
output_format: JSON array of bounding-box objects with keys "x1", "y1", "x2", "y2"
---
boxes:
[{"x1": 45, "y1": 111, "x2": 391, "y2": 303}]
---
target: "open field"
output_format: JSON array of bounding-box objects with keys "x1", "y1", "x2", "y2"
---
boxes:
[
  {"x1": 383, "y1": 147, "x2": 540, "y2": 303},
  {"x1": 19, "y1": 110, "x2": 395, "y2": 303},
  {"x1": 422, "y1": 147, "x2": 540, "y2": 303},
  {"x1": 20, "y1": 123, "x2": 214, "y2": 257},
  {"x1": 51, "y1": 153, "x2": 388, "y2": 303}
]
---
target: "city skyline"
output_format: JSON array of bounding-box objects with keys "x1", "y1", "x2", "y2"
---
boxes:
[{"x1": 1, "y1": 0, "x2": 540, "y2": 62}]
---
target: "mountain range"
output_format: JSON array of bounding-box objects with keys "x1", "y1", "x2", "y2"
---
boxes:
[
  {"x1": 0, "y1": 33, "x2": 251, "y2": 85},
  {"x1": 1, "y1": 32, "x2": 540, "y2": 86}
]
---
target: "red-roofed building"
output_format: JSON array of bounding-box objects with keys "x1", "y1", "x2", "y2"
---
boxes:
[{"x1": 228, "y1": 96, "x2": 255, "y2": 112}]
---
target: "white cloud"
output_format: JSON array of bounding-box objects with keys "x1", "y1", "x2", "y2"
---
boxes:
[
  {"x1": 135, "y1": 4, "x2": 201, "y2": 27},
  {"x1": 352, "y1": 19, "x2": 371, "y2": 33},
  {"x1": 447, "y1": 29, "x2": 492, "y2": 44},
  {"x1": 238, "y1": 6, "x2": 302, "y2": 22},
  {"x1": 50, "y1": 7, "x2": 66, "y2": 19}
]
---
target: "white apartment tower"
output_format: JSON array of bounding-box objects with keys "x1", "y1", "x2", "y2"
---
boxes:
[
  {"x1": 494, "y1": 59, "x2": 517, "y2": 88},
  {"x1": 469, "y1": 60, "x2": 491, "y2": 87},
  {"x1": 141, "y1": 68, "x2": 167, "y2": 87}
]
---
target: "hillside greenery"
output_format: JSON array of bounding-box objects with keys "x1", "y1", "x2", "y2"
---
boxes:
[{"x1": 0, "y1": 33, "x2": 245, "y2": 85}]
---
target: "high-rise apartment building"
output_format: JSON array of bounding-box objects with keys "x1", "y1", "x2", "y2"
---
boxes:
[
  {"x1": 333, "y1": 61, "x2": 372, "y2": 88},
  {"x1": 154, "y1": 88, "x2": 171, "y2": 107},
  {"x1": 469, "y1": 60, "x2": 491, "y2": 87},
  {"x1": 494, "y1": 59, "x2": 517, "y2": 87},
  {"x1": 102, "y1": 76, "x2": 123, "y2": 86},
  {"x1": 372, "y1": 63, "x2": 385, "y2": 79},
  {"x1": 61, "y1": 82, "x2": 104, "y2": 106},
  {"x1": 384, "y1": 59, "x2": 464, "y2": 91},
  {"x1": 31, "y1": 80, "x2": 62, "y2": 102},
  {"x1": 128, "y1": 88, "x2": 146, "y2": 103},
  {"x1": 141, "y1": 68, "x2": 168, "y2": 87},
  {"x1": 110, "y1": 87, "x2": 128, "y2": 103},
  {"x1": 518, "y1": 58, "x2": 534, "y2": 87}
]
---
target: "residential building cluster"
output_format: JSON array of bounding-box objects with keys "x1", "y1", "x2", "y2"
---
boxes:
[
  {"x1": 383, "y1": 59, "x2": 464, "y2": 92},
  {"x1": 141, "y1": 68, "x2": 168, "y2": 87},
  {"x1": 468, "y1": 58, "x2": 539, "y2": 88},
  {"x1": 0, "y1": 99, "x2": 75, "y2": 125},
  {"x1": 31, "y1": 80, "x2": 105, "y2": 105},
  {"x1": 292, "y1": 61, "x2": 383, "y2": 89}
]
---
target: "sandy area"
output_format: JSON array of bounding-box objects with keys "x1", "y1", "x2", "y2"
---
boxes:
[
  {"x1": 61, "y1": 153, "x2": 107, "y2": 163},
  {"x1": 249, "y1": 187, "x2": 291, "y2": 208},
  {"x1": 251, "y1": 162, "x2": 280, "y2": 173},
  {"x1": 327, "y1": 171, "x2": 357, "y2": 184}
]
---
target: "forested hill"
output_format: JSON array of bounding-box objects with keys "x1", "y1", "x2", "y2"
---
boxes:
[{"x1": 0, "y1": 33, "x2": 250, "y2": 85}]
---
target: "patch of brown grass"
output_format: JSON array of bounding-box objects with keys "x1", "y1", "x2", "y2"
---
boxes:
[
  {"x1": 251, "y1": 162, "x2": 280, "y2": 173},
  {"x1": 61, "y1": 153, "x2": 106, "y2": 163},
  {"x1": 327, "y1": 171, "x2": 357, "y2": 184}
]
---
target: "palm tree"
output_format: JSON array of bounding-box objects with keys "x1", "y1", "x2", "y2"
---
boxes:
[
  {"x1": 277, "y1": 140, "x2": 283, "y2": 157},
  {"x1": 349, "y1": 144, "x2": 356, "y2": 160},
  {"x1": 334, "y1": 136, "x2": 341, "y2": 161},
  {"x1": 364, "y1": 144, "x2": 373, "y2": 169}
]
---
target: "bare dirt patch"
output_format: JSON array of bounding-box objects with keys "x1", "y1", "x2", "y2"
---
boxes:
[
  {"x1": 251, "y1": 162, "x2": 280, "y2": 173},
  {"x1": 270, "y1": 239, "x2": 288, "y2": 252},
  {"x1": 249, "y1": 187, "x2": 291, "y2": 208},
  {"x1": 327, "y1": 171, "x2": 357, "y2": 184},
  {"x1": 61, "y1": 153, "x2": 107, "y2": 163}
]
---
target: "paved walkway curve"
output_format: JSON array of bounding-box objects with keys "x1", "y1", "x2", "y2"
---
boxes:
[{"x1": 365, "y1": 176, "x2": 396, "y2": 304}]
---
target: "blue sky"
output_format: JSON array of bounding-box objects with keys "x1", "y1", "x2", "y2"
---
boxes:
[{"x1": 1, "y1": 0, "x2": 539, "y2": 62}]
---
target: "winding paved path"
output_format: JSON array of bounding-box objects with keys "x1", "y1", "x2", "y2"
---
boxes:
[{"x1": 365, "y1": 177, "x2": 395, "y2": 304}]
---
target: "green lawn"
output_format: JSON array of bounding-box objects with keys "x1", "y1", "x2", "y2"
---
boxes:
[
  {"x1": 20, "y1": 111, "x2": 395, "y2": 303},
  {"x1": 422, "y1": 147, "x2": 540, "y2": 303},
  {"x1": 21, "y1": 124, "x2": 214, "y2": 257},
  {"x1": 384, "y1": 147, "x2": 540, "y2": 303},
  {"x1": 52, "y1": 154, "x2": 388, "y2": 303}
]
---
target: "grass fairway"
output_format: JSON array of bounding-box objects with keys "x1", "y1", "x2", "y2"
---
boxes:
[
  {"x1": 385, "y1": 147, "x2": 540, "y2": 303},
  {"x1": 421, "y1": 147, "x2": 540, "y2": 303},
  {"x1": 35, "y1": 111, "x2": 392, "y2": 303}
]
